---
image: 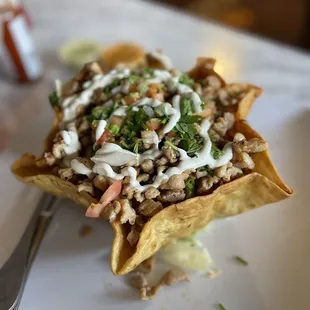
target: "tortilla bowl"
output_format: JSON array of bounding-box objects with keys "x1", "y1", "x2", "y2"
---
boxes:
[
  {"x1": 11, "y1": 119, "x2": 292, "y2": 276},
  {"x1": 11, "y1": 51, "x2": 292, "y2": 276}
]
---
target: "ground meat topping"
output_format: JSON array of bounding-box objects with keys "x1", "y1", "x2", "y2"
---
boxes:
[
  {"x1": 127, "y1": 227, "x2": 140, "y2": 246},
  {"x1": 160, "y1": 190, "x2": 186, "y2": 203},
  {"x1": 155, "y1": 156, "x2": 169, "y2": 166},
  {"x1": 138, "y1": 199, "x2": 163, "y2": 217},
  {"x1": 162, "y1": 146, "x2": 178, "y2": 163},
  {"x1": 58, "y1": 167, "x2": 73, "y2": 180},
  {"x1": 92, "y1": 175, "x2": 110, "y2": 192},
  {"x1": 141, "y1": 159, "x2": 154, "y2": 173},
  {"x1": 101, "y1": 200, "x2": 121, "y2": 222},
  {"x1": 77, "y1": 181, "x2": 94, "y2": 195},
  {"x1": 233, "y1": 137, "x2": 268, "y2": 153},
  {"x1": 197, "y1": 176, "x2": 220, "y2": 195},
  {"x1": 162, "y1": 174, "x2": 186, "y2": 190},
  {"x1": 235, "y1": 152, "x2": 255, "y2": 170},
  {"x1": 144, "y1": 187, "x2": 160, "y2": 200},
  {"x1": 134, "y1": 191, "x2": 145, "y2": 202},
  {"x1": 44, "y1": 152, "x2": 56, "y2": 166},
  {"x1": 119, "y1": 199, "x2": 136, "y2": 225}
]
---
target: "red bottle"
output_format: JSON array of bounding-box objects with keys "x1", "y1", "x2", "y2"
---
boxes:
[{"x1": 1, "y1": 1, "x2": 42, "y2": 82}]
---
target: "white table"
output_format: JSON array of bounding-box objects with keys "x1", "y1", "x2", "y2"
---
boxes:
[{"x1": 2, "y1": 0, "x2": 310, "y2": 309}]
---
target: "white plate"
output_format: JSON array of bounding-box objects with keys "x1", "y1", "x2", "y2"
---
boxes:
[{"x1": 11, "y1": 96, "x2": 308, "y2": 310}]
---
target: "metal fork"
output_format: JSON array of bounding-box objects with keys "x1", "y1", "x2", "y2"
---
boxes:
[{"x1": 0, "y1": 193, "x2": 57, "y2": 310}]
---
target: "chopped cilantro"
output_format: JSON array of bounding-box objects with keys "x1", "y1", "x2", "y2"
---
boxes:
[
  {"x1": 185, "y1": 176, "x2": 196, "y2": 199},
  {"x1": 201, "y1": 99, "x2": 209, "y2": 110},
  {"x1": 154, "y1": 105, "x2": 168, "y2": 117},
  {"x1": 211, "y1": 144, "x2": 224, "y2": 159},
  {"x1": 103, "y1": 79, "x2": 121, "y2": 95},
  {"x1": 159, "y1": 115, "x2": 170, "y2": 124},
  {"x1": 108, "y1": 124, "x2": 120, "y2": 136},
  {"x1": 119, "y1": 139, "x2": 131, "y2": 150},
  {"x1": 139, "y1": 81, "x2": 149, "y2": 95},
  {"x1": 179, "y1": 73, "x2": 195, "y2": 88},
  {"x1": 144, "y1": 67, "x2": 155, "y2": 77},
  {"x1": 218, "y1": 304, "x2": 226, "y2": 310},
  {"x1": 128, "y1": 92, "x2": 140, "y2": 100},
  {"x1": 173, "y1": 114, "x2": 203, "y2": 157},
  {"x1": 91, "y1": 106, "x2": 113, "y2": 120},
  {"x1": 179, "y1": 115, "x2": 201, "y2": 124},
  {"x1": 91, "y1": 120, "x2": 99, "y2": 127},
  {"x1": 114, "y1": 98, "x2": 126, "y2": 106},
  {"x1": 49, "y1": 91, "x2": 58, "y2": 107},
  {"x1": 180, "y1": 97, "x2": 194, "y2": 116},
  {"x1": 128, "y1": 75, "x2": 140, "y2": 84},
  {"x1": 154, "y1": 104, "x2": 171, "y2": 124},
  {"x1": 133, "y1": 138, "x2": 143, "y2": 154},
  {"x1": 85, "y1": 101, "x2": 121, "y2": 123},
  {"x1": 234, "y1": 256, "x2": 248, "y2": 266},
  {"x1": 120, "y1": 107, "x2": 149, "y2": 153},
  {"x1": 164, "y1": 140, "x2": 178, "y2": 150},
  {"x1": 209, "y1": 134, "x2": 217, "y2": 143},
  {"x1": 179, "y1": 134, "x2": 203, "y2": 157},
  {"x1": 199, "y1": 165, "x2": 214, "y2": 176}
]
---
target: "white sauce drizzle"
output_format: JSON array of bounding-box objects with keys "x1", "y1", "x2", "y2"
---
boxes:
[
  {"x1": 163, "y1": 95, "x2": 181, "y2": 134},
  {"x1": 111, "y1": 106, "x2": 127, "y2": 117},
  {"x1": 136, "y1": 97, "x2": 162, "y2": 108},
  {"x1": 91, "y1": 143, "x2": 138, "y2": 167},
  {"x1": 61, "y1": 68, "x2": 130, "y2": 122},
  {"x1": 95, "y1": 120, "x2": 107, "y2": 141},
  {"x1": 71, "y1": 159, "x2": 92, "y2": 177},
  {"x1": 59, "y1": 129, "x2": 81, "y2": 156}
]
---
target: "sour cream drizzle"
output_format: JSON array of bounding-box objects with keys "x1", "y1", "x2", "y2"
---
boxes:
[
  {"x1": 163, "y1": 95, "x2": 181, "y2": 134},
  {"x1": 59, "y1": 125, "x2": 81, "y2": 156},
  {"x1": 71, "y1": 159, "x2": 93, "y2": 177},
  {"x1": 95, "y1": 120, "x2": 107, "y2": 141},
  {"x1": 61, "y1": 68, "x2": 130, "y2": 122}
]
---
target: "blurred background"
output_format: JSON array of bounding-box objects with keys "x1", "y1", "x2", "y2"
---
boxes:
[
  {"x1": 0, "y1": 0, "x2": 309, "y2": 153},
  {"x1": 155, "y1": 0, "x2": 310, "y2": 49}
]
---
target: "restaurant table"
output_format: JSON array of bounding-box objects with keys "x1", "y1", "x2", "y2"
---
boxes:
[{"x1": 1, "y1": 0, "x2": 310, "y2": 309}]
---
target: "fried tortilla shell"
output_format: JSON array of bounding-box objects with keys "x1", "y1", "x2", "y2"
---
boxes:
[
  {"x1": 11, "y1": 118, "x2": 292, "y2": 276},
  {"x1": 99, "y1": 42, "x2": 146, "y2": 70},
  {"x1": 11, "y1": 52, "x2": 292, "y2": 276}
]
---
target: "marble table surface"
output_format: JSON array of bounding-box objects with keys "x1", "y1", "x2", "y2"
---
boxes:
[{"x1": 2, "y1": 0, "x2": 310, "y2": 155}]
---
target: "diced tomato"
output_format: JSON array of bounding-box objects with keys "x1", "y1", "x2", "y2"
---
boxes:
[
  {"x1": 85, "y1": 180, "x2": 122, "y2": 218},
  {"x1": 124, "y1": 92, "x2": 140, "y2": 105},
  {"x1": 166, "y1": 131, "x2": 177, "y2": 138},
  {"x1": 128, "y1": 84, "x2": 138, "y2": 93},
  {"x1": 146, "y1": 118, "x2": 161, "y2": 131},
  {"x1": 147, "y1": 84, "x2": 163, "y2": 100},
  {"x1": 97, "y1": 130, "x2": 112, "y2": 145}
]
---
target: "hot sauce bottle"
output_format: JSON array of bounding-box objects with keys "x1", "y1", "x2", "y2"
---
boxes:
[{"x1": 1, "y1": 0, "x2": 42, "y2": 82}]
